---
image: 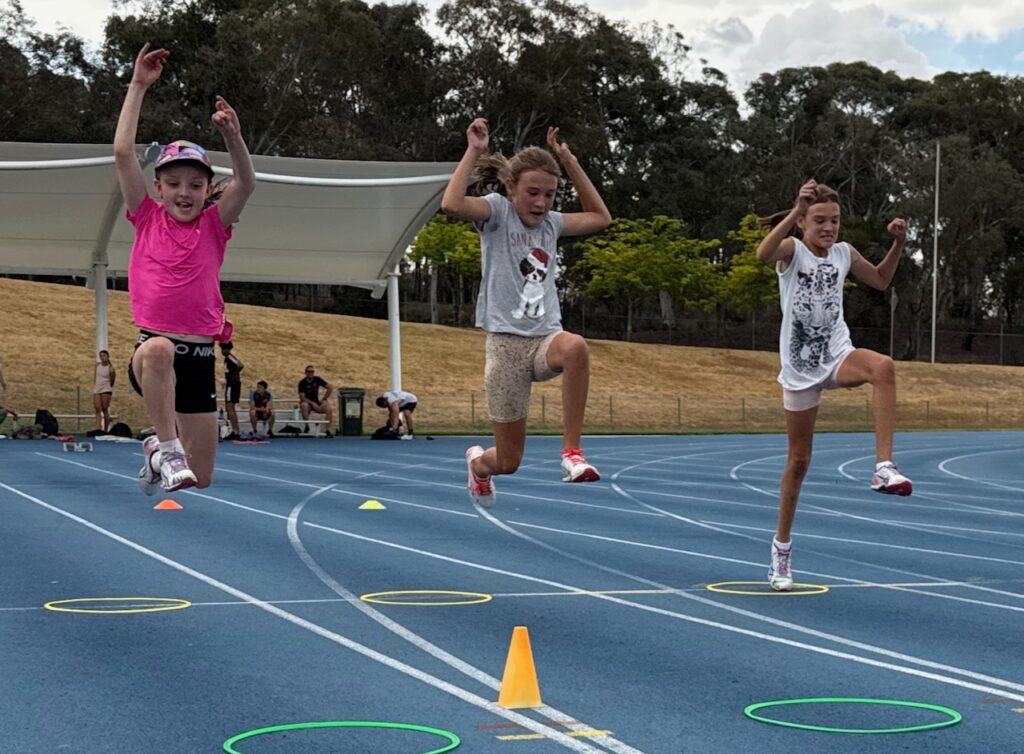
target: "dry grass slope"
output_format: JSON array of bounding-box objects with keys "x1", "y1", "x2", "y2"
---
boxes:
[{"x1": 2, "y1": 277, "x2": 1023, "y2": 434}]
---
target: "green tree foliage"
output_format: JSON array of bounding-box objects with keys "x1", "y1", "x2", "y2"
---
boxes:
[
  {"x1": 6, "y1": 0, "x2": 1024, "y2": 354},
  {"x1": 719, "y1": 214, "x2": 777, "y2": 315},
  {"x1": 575, "y1": 216, "x2": 719, "y2": 339}
]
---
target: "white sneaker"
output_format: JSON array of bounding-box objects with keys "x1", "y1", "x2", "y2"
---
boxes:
[
  {"x1": 465, "y1": 445, "x2": 495, "y2": 508},
  {"x1": 768, "y1": 540, "x2": 793, "y2": 592},
  {"x1": 871, "y1": 461, "x2": 912, "y2": 496},
  {"x1": 561, "y1": 448, "x2": 600, "y2": 483},
  {"x1": 137, "y1": 436, "x2": 162, "y2": 496},
  {"x1": 159, "y1": 449, "x2": 197, "y2": 492}
]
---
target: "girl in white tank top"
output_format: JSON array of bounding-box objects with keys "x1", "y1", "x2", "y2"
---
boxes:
[{"x1": 755, "y1": 180, "x2": 913, "y2": 592}]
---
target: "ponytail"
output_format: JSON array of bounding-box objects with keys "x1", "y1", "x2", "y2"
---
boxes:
[
  {"x1": 758, "y1": 183, "x2": 840, "y2": 237},
  {"x1": 467, "y1": 146, "x2": 561, "y2": 197}
]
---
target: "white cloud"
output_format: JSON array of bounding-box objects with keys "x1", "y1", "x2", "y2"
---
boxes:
[
  {"x1": 736, "y1": 2, "x2": 935, "y2": 86},
  {"x1": 25, "y1": 0, "x2": 111, "y2": 48}
]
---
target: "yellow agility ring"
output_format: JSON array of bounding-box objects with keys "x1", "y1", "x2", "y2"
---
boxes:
[
  {"x1": 360, "y1": 590, "x2": 492, "y2": 606},
  {"x1": 706, "y1": 581, "x2": 829, "y2": 596},
  {"x1": 44, "y1": 597, "x2": 192, "y2": 614}
]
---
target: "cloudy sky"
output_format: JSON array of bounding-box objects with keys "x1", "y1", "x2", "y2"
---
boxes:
[{"x1": 25, "y1": 0, "x2": 1024, "y2": 93}]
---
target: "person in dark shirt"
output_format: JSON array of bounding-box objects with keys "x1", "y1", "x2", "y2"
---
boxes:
[
  {"x1": 220, "y1": 341, "x2": 243, "y2": 439},
  {"x1": 249, "y1": 380, "x2": 274, "y2": 436},
  {"x1": 297, "y1": 365, "x2": 334, "y2": 436}
]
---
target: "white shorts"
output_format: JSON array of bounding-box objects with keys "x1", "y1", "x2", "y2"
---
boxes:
[{"x1": 782, "y1": 350, "x2": 854, "y2": 412}]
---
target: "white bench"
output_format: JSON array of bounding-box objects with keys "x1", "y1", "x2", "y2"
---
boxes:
[{"x1": 220, "y1": 404, "x2": 330, "y2": 437}]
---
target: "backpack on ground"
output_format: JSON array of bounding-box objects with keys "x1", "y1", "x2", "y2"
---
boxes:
[
  {"x1": 108, "y1": 422, "x2": 133, "y2": 438},
  {"x1": 371, "y1": 425, "x2": 400, "y2": 440},
  {"x1": 34, "y1": 409, "x2": 58, "y2": 436}
]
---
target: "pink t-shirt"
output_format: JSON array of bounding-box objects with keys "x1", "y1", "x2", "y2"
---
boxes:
[{"x1": 127, "y1": 195, "x2": 232, "y2": 337}]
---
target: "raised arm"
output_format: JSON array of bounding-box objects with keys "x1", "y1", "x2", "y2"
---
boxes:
[
  {"x1": 849, "y1": 218, "x2": 907, "y2": 291},
  {"x1": 547, "y1": 127, "x2": 611, "y2": 236},
  {"x1": 756, "y1": 180, "x2": 818, "y2": 265},
  {"x1": 211, "y1": 96, "x2": 256, "y2": 227},
  {"x1": 439, "y1": 118, "x2": 493, "y2": 224},
  {"x1": 114, "y1": 44, "x2": 168, "y2": 213}
]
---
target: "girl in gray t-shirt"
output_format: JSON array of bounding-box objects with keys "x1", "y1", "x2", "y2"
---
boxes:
[
  {"x1": 440, "y1": 117, "x2": 612, "y2": 508},
  {"x1": 756, "y1": 179, "x2": 911, "y2": 593}
]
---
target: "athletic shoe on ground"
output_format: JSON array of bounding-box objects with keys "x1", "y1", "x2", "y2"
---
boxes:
[
  {"x1": 768, "y1": 540, "x2": 793, "y2": 592},
  {"x1": 465, "y1": 445, "x2": 495, "y2": 508},
  {"x1": 399, "y1": 433, "x2": 413, "y2": 441},
  {"x1": 871, "y1": 461, "x2": 913, "y2": 496},
  {"x1": 159, "y1": 450, "x2": 197, "y2": 492},
  {"x1": 561, "y1": 448, "x2": 600, "y2": 483},
  {"x1": 137, "y1": 435, "x2": 162, "y2": 496}
]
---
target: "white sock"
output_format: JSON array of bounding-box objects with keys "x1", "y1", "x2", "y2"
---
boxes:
[
  {"x1": 773, "y1": 537, "x2": 791, "y2": 551},
  {"x1": 159, "y1": 439, "x2": 185, "y2": 455},
  {"x1": 876, "y1": 460, "x2": 892, "y2": 471}
]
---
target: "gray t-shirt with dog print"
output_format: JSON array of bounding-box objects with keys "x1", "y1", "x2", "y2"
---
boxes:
[{"x1": 474, "y1": 192, "x2": 564, "y2": 336}]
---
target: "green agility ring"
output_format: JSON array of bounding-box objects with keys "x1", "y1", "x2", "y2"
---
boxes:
[
  {"x1": 223, "y1": 720, "x2": 460, "y2": 753},
  {"x1": 743, "y1": 697, "x2": 962, "y2": 733}
]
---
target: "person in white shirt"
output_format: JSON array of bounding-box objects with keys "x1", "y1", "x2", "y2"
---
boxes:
[{"x1": 376, "y1": 389, "x2": 418, "y2": 439}]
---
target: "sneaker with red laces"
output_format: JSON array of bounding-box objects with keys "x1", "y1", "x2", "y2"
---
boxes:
[
  {"x1": 465, "y1": 445, "x2": 495, "y2": 508},
  {"x1": 871, "y1": 461, "x2": 912, "y2": 496},
  {"x1": 561, "y1": 448, "x2": 600, "y2": 483},
  {"x1": 159, "y1": 449, "x2": 198, "y2": 492},
  {"x1": 137, "y1": 435, "x2": 162, "y2": 496},
  {"x1": 768, "y1": 540, "x2": 793, "y2": 592}
]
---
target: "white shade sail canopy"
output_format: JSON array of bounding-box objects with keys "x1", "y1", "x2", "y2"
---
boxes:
[{"x1": 0, "y1": 142, "x2": 456, "y2": 294}]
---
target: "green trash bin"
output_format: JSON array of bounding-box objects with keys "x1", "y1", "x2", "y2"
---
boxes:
[{"x1": 338, "y1": 387, "x2": 365, "y2": 436}]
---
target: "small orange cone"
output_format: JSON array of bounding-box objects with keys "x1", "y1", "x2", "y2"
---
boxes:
[
  {"x1": 497, "y1": 626, "x2": 543, "y2": 708},
  {"x1": 153, "y1": 499, "x2": 183, "y2": 510}
]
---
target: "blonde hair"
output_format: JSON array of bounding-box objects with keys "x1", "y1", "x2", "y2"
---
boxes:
[
  {"x1": 468, "y1": 147, "x2": 561, "y2": 196},
  {"x1": 759, "y1": 183, "x2": 840, "y2": 236}
]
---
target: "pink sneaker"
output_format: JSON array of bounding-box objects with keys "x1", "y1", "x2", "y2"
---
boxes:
[
  {"x1": 159, "y1": 450, "x2": 197, "y2": 492},
  {"x1": 871, "y1": 461, "x2": 912, "y2": 496},
  {"x1": 561, "y1": 448, "x2": 600, "y2": 483},
  {"x1": 465, "y1": 445, "x2": 495, "y2": 508}
]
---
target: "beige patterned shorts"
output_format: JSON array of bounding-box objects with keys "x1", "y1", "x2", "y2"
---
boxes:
[{"x1": 485, "y1": 331, "x2": 561, "y2": 422}]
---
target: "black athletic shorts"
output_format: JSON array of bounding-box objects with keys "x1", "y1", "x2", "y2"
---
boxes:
[
  {"x1": 224, "y1": 382, "x2": 242, "y2": 404},
  {"x1": 128, "y1": 330, "x2": 217, "y2": 414}
]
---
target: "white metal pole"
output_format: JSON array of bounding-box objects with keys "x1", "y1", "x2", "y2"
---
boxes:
[
  {"x1": 94, "y1": 263, "x2": 109, "y2": 353},
  {"x1": 931, "y1": 141, "x2": 940, "y2": 364},
  {"x1": 387, "y1": 267, "x2": 402, "y2": 392}
]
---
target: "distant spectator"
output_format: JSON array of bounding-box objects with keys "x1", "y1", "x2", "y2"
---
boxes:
[
  {"x1": 376, "y1": 389, "x2": 418, "y2": 439},
  {"x1": 298, "y1": 365, "x2": 334, "y2": 436},
  {"x1": 93, "y1": 350, "x2": 116, "y2": 432},
  {"x1": 221, "y1": 341, "x2": 243, "y2": 439},
  {"x1": 0, "y1": 357, "x2": 16, "y2": 428},
  {"x1": 250, "y1": 380, "x2": 275, "y2": 436}
]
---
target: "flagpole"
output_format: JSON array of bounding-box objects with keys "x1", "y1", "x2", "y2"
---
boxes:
[{"x1": 931, "y1": 141, "x2": 940, "y2": 364}]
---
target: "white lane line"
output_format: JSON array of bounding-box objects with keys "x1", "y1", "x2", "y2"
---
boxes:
[
  {"x1": 0, "y1": 480, "x2": 618, "y2": 754},
  {"x1": 34, "y1": 453, "x2": 1024, "y2": 701},
  {"x1": 286, "y1": 488, "x2": 644, "y2": 754}
]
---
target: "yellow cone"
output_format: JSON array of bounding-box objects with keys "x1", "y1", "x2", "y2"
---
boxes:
[
  {"x1": 359, "y1": 499, "x2": 386, "y2": 510},
  {"x1": 497, "y1": 626, "x2": 542, "y2": 708}
]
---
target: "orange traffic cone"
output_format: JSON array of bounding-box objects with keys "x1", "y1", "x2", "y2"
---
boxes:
[
  {"x1": 497, "y1": 626, "x2": 543, "y2": 708},
  {"x1": 153, "y1": 499, "x2": 183, "y2": 510}
]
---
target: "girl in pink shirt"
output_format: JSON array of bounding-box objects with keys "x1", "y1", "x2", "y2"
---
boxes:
[{"x1": 114, "y1": 44, "x2": 256, "y2": 494}]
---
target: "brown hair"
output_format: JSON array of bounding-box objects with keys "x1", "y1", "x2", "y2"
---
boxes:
[
  {"x1": 759, "y1": 183, "x2": 840, "y2": 236},
  {"x1": 467, "y1": 147, "x2": 561, "y2": 197}
]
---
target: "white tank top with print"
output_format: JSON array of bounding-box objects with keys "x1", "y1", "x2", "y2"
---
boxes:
[{"x1": 776, "y1": 239, "x2": 855, "y2": 391}]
